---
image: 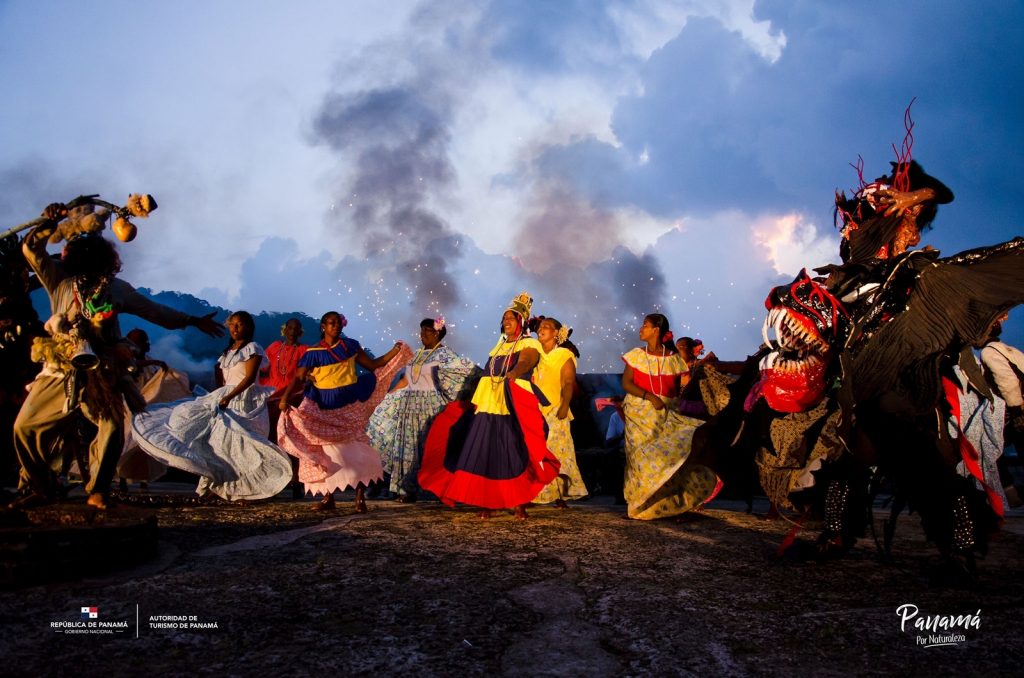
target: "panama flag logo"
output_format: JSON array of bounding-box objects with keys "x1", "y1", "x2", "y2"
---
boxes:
[{"x1": 81, "y1": 606, "x2": 98, "y2": 619}]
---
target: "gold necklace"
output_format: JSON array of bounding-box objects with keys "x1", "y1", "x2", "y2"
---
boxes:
[{"x1": 410, "y1": 344, "x2": 441, "y2": 384}]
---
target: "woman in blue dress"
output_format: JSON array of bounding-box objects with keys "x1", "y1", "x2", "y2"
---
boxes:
[{"x1": 277, "y1": 311, "x2": 410, "y2": 512}]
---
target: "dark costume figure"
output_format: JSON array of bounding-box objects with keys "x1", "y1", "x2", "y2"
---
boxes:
[
  {"x1": 0, "y1": 233, "x2": 45, "y2": 489},
  {"x1": 694, "y1": 147, "x2": 1024, "y2": 576},
  {"x1": 11, "y1": 204, "x2": 223, "y2": 509}
]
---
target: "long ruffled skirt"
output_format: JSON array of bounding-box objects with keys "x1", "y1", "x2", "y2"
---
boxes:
[
  {"x1": 118, "y1": 367, "x2": 192, "y2": 483},
  {"x1": 622, "y1": 394, "x2": 718, "y2": 519},
  {"x1": 419, "y1": 379, "x2": 560, "y2": 509},
  {"x1": 277, "y1": 347, "x2": 410, "y2": 496},
  {"x1": 366, "y1": 388, "x2": 448, "y2": 495},
  {"x1": 130, "y1": 383, "x2": 292, "y2": 501}
]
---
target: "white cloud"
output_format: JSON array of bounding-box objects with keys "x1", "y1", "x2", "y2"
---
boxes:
[
  {"x1": 607, "y1": 0, "x2": 786, "y2": 62},
  {"x1": 752, "y1": 212, "x2": 838, "y2": 276}
]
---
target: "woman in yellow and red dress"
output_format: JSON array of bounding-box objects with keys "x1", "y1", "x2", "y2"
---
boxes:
[
  {"x1": 620, "y1": 313, "x2": 719, "y2": 519},
  {"x1": 419, "y1": 292, "x2": 559, "y2": 519}
]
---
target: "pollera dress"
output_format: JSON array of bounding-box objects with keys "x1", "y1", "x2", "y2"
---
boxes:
[
  {"x1": 277, "y1": 337, "x2": 411, "y2": 496},
  {"x1": 621, "y1": 347, "x2": 719, "y2": 519},
  {"x1": 117, "y1": 363, "x2": 191, "y2": 483},
  {"x1": 130, "y1": 342, "x2": 293, "y2": 500},
  {"x1": 418, "y1": 335, "x2": 560, "y2": 508},
  {"x1": 531, "y1": 346, "x2": 589, "y2": 503},
  {"x1": 366, "y1": 345, "x2": 479, "y2": 496}
]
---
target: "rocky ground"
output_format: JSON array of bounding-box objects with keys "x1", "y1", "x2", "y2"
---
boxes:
[{"x1": 0, "y1": 486, "x2": 1021, "y2": 677}]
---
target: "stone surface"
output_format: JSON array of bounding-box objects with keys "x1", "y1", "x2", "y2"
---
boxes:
[{"x1": 0, "y1": 490, "x2": 1020, "y2": 676}]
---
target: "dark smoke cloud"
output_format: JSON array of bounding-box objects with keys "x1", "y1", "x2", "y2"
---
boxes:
[
  {"x1": 313, "y1": 85, "x2": 460, "y2": 314},
  {"x1": 513, "y1": 183, "x2": 621, "y2": 273},
  {"x1": 301, "y1": 5, "x2": 675, "y2": 367},
  {"x1": 509, "y1": 179, "x2": 669, "y2": 364}
]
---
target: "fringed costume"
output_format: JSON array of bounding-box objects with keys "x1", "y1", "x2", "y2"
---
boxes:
[{"x1": 15, "y1": 230, "x2": 195, "y2": 501}]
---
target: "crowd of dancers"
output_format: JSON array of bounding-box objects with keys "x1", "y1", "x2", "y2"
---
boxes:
[
  {"x1": 4, "y1": 203, "x2": 721, "y2": 517},
  {"x1": 100, "y1": 291, "x2": 721, "y2": 520},
  {"x1": 0, "y1": 198, "x2": 718, "y2": 517}
]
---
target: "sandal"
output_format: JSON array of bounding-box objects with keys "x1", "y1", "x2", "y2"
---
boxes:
[{"x1": 513, "y1": 505, "x2": 528, "y2": 521}]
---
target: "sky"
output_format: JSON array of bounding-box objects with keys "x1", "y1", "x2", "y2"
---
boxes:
[{"x1": 1, "y1": 0, "x2": 1021, "y2": 371}]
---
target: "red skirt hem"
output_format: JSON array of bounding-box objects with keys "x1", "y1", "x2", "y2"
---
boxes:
[{"x1": 419, "y1": 383, "x2": 560, "y2": 509}]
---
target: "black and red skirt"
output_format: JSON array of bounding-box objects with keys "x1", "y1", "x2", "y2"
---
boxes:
[{"x1": 418, "y1": 379, "x2": 560, "y2": 508}]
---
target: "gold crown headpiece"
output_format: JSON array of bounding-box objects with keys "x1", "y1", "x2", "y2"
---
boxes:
[{"x1": 506, "y1": 291, "x2": 533, "y2": 320}]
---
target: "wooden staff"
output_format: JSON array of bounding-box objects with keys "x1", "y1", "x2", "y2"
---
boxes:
[{"x1": 0, "y1": 194, "x2": 129, "y2": 241}]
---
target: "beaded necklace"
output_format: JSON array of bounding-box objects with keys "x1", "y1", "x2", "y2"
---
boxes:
[
  {"x1": 489, "y1": 334, "x2": 522, "y2": 383},
  {"x1": 276, "y1": 342, "x2": 302, "y2": 376},
  {"x1": 73, "y1": 279, "x2": 114, "y2": 322},
  {"x1": 643, "y1": 345, "x2": 666, "y2": 398},
  {"x1": 410, "y1": 344, "x2": 442, "y2": 384}
]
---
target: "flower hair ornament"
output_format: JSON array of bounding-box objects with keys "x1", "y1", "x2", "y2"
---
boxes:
[
  {"x1": 433, "y1": 316, "x2": 446, "y2": 332},
  {"x1": 556, "y1": 325, "x2": 572, "y2": 346},
  {"x1": 663, "y1": 330, "x2": 674, "y2": 343},
  {"x1": 280, "y1": 323, "x2": 288, "y2": 337},
  {"x1": 339, "y1": 314, "x2": 348, "y2": 329}
]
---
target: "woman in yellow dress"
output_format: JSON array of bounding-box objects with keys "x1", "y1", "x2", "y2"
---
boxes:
[
  {"x1": 620, "y1": 313, "x2": 719, "y2": 519},
  {"x1": 531, "y1": 316, "x2": 588, "y2": 507}
]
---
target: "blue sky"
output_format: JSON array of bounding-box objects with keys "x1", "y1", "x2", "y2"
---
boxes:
[{"x1": 1, "y1": 1, "x2": 1021, "y2": 370}]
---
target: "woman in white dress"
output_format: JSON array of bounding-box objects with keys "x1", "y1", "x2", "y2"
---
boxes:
[{"x1": 130, "y1": 311, "x2": 292, "y2": 501}]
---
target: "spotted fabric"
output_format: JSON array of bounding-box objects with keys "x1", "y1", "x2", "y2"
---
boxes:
[
  {"x1": 365, "y1": 346, "x2": 480, "y2": 495},
  {"x1": 699, "y1": 363, "x2": 737, "y2": 417},
  {"x1": 622, "y1": 393, "x2": 718, "y2": 520},
  {"x1": 756, "y1": 398, "x2": 843, "y2": 510},
  {"x1": 533, "y1": 410, "x2": 589, "y2": 504}
]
